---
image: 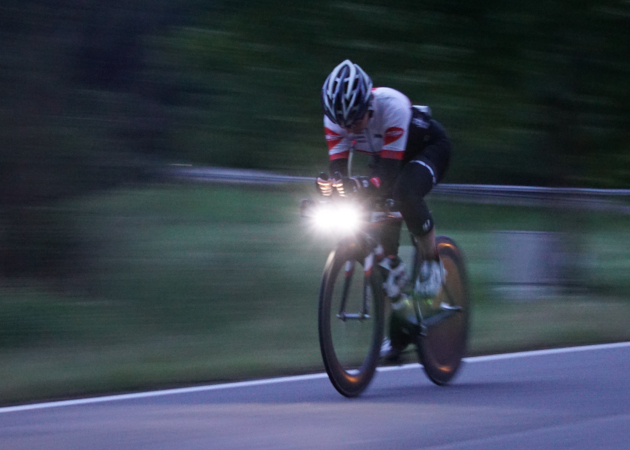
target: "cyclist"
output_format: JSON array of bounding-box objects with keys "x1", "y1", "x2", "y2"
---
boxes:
[{"x1": 316, "y1": 59, "x2": 451, "y2": 361}]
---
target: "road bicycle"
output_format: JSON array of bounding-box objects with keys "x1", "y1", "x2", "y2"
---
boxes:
[{"x1": 301, "y1": 194, "x2": 470, "y2": 397}]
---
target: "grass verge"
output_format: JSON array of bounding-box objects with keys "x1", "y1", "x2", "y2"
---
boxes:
[{"x1": 1, "y1": 183, "x2": 629, "y2": 405}]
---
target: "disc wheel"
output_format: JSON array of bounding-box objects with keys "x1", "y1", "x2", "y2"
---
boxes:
[
  {"x1": 416, "y1": 235, "x2": 470, "y2": 385},
  {"x1": 318, "y1": 244, "x2": 385, "y2": 397}
]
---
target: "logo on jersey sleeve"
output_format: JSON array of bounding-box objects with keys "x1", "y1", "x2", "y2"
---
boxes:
[
  {"x1": 325, "y1": 127, "x2": 343, "y2": 150},
  {"x1": 383, "y1": 127, "x2": 404, "y2": 145}
]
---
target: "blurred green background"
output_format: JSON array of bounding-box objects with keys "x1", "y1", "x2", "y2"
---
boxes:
[{"x1": 1, "y1": 0, "x2": 630, "y2": 405}]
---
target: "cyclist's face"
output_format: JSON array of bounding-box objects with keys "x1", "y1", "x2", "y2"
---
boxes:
[{"x1": 343, "y1": 113, "x2": 369, "y2": 134}]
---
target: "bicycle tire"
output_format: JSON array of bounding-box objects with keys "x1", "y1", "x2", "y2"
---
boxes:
[
  {"x1": 416, "y1": 235, "x2": 470, "y2": 385},
  {"x1": 318, "y1": 244, "x2": 385, "y2": 397}
]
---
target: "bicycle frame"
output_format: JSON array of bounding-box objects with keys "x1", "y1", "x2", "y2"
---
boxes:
[
  {"x1": 304, "y1": 195, "x2": 464, "y2": 333},
  {"x1": 310, "y1": 195, "x2": 469, "y2": 394}
]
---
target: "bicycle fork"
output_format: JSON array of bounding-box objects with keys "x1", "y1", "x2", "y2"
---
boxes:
[{"x1": 336, "y1": 252, "x2": 375, "y2": 322}]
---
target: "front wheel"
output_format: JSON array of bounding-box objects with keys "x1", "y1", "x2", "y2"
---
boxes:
[
  {"x1": 318, "y1": 244, "x2": 385, "y2": 397},
  {"x1": 416, "y1": 235, "x2": 470, "y2": 385}
]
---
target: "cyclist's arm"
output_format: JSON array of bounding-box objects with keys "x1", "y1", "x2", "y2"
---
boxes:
[
  {"x1": 324, "y1": 117, "x2": 351, "y2": 176},
  {"x1": 330, "y1": 158, "x2": 349, "y2": 177},
  {"x1": 370, "y1": 157, "x2": 401, "y2": 198},
  {"x1": 371, "y1": 95, "x2": 411, "y2": 197}
]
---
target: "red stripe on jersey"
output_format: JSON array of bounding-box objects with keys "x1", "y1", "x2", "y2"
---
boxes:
[
  {"x1": 380, "y1": 150, "x2": 404, "y2": 160},
  {"x1": 330, "y1": 151, "x2": 350, "y2": 161},
  {"x1": 324, "y1": 127, "x2": 343, "y2": 150},
  {"x1": 383, "y1": 127, "x2": 404, "y2": 145}
]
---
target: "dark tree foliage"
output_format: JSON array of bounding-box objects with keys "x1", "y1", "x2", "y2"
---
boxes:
[
  {"x1": 0, "y1": 0, "x2": 189, "y2": 279},
  {"x1": 148, "y1": 0, "x2": 630, "y2": 186}
]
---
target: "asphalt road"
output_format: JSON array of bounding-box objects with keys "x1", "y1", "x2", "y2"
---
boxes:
[{"x1": 1, "y1": 343, "x2": 629, "y2": 450}]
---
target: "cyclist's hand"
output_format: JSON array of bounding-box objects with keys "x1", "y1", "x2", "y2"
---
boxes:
[
  {"x1": 316, "y1": 172, "x2": 333, "y2": 197},
  {"x1": 332, "y1": 172, "x2": 381, "y2": 197},
  {"x1": 332, "y1": 173, "x2": 357, "y2": 197}
]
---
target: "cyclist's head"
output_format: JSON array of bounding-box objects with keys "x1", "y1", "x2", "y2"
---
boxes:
[{"x1": 322, "y1": 60, "x2": 373, "y2": 129}]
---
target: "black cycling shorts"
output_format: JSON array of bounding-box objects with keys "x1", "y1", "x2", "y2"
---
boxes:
[{"x1": 392, "y1": 118, "x2": 451, "y2": 237}]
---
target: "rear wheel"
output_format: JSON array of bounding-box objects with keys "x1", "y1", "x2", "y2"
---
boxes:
[
  {"x1": 416, "y1": 236, "x2": 470, "y2": 385},
  {"x1": 318, "y1": 244, "x2": 385, "y2": 397}
]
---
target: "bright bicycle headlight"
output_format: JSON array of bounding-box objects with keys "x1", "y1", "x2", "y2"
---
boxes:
[
  {"x1": 336, "y1": 206, "x2": 361, "y2": 232},
  {"x1": 313, "y1": 204, "x2": 361, "y2": 234},
  {"x1": 313, "y1": 205, "x2": 335, "y2": 230}
]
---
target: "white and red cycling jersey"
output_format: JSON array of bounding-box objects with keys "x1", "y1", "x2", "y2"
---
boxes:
[
  {"x1": 320, "y1": 85, "x2": 451, "y2": 245},
  {"x1": 324, "y1": 87, "x2": 413, "y2": 162}
]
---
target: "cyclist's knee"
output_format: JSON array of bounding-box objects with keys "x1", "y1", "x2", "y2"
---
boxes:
[
  {"x1": 400, "y1": 198, "x2": 434, "y2": 237},
  {"x1": 408, "y1": 212, "x2": 434, "y2": 237}
]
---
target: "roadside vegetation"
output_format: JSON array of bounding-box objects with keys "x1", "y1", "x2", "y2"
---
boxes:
[{"x1": 1, "y1": 184, "x2": 629, "y2": 405}]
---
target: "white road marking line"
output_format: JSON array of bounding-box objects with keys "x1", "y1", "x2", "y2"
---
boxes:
[
  {"x1": 1, "y1": 341, "x2": 628, "y2": 414},
  {"x1": 462, "y1": 341, "x2": 630, "y2": 362}
]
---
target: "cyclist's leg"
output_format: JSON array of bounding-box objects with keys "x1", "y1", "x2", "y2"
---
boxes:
[
  {"x1": 379, "y1": 219, "x2": 402, "y2": 260},
  {"x1": 397, "y1": 115, "x2": 451, "y2": 258},
  {"x1": 378, "y1": 220, "x2": 407, "y2": 296},
  {"x1": 394, "y1": 159, "x2": 446, "y2": 297},
  {"x1": 376, "y1": 219, "x2": 410, "y2": 362},
  {"x1": 417, "y1": 228, "x2": 437, "y2": 260},
  {"x1": 374, "y1": 207, "x2": 410, "y2": 363},
  {"x1": 394, "y1": 158, "x2": 436, "y2": 253}
]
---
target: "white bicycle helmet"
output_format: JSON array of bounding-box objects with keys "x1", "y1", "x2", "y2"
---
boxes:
[{"x1": 322, "y1": 60, "x2": 373, "y2": 128}]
